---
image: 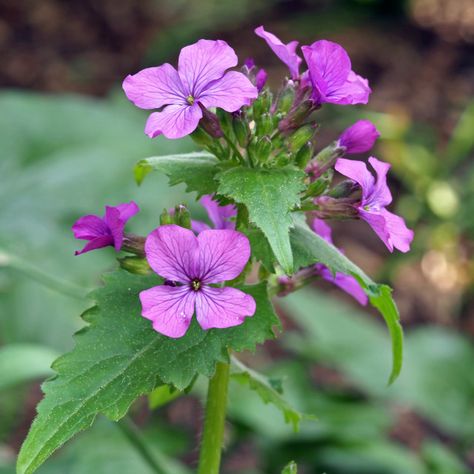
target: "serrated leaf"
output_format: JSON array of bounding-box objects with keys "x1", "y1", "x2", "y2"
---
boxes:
[
  {"x1": 134, "y1": 152, "x2": 220, "y2": 196},
  {"x1": 230, "y1": 357, "x2": 314, "y2": 432},
  {"x1": 218, "y1": 167, "x2": 305, "y2": 274},
  {"x1": 18, "y1": 270, "x2": 279, "y2": 474},
  {"x1": 290, "y1": 218, "x2": 403, "y2": 384}
]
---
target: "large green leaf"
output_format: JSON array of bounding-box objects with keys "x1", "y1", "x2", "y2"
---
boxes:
[
  {"x1": 17, "y1": 270, "x2": 279, "y2": 474},
  {"x1": 218, "y1": 167, "x2": 305, "y2": 274},
  {"x1": 290, "y1": 218, "x2": 403, "y2": 384},
  {"x1": 230, "y1": 357, "x2": 314, "y2": 431},
  {"x1": 134, "y1": 152, "x2": 220, "y2": 196}
]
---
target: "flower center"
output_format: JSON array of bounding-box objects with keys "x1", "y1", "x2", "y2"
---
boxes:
[
  {"x1": 186, "y1": 95, "x2": 195, "y2": 105},
  {"x1": 191, "y1": 279, "x2": 201, "y2": 291}
]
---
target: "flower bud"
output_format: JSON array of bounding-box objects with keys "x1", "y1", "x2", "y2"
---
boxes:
[
  {"x1": 276, "y1": 81, "x2": 296, "y2": 114},
  {"x1": 294, "y1": 141, "x2": 313, "y2": 169},
  {"x1": 313, "y1": 196, "x2": 359, "y2": 219},
  {"x1": 253, "y1": 136, "x2": 272, "y2": 162},
  {"x1": 160, "y1": 209, "x2": 173, "y2": 225},
  {"x1": 288, "y1": 124, "x2": 316, "y2": 153},
  {"x1": 190, "y1": 126, "x2": 214, "y2": 147},
  {"x1": 278, "y1": 99, "x2": 314, "y2": 133},
  {"x1": 257, "y1": 113, "x2": 273, "y2": 137},
  {"x1": 122, "y1": 233, "x2": 146, "y2": 257},
  {"x1": 173, "y1": 204, "x2": 191, "y2": 229},
  {"x1": 232, "y1": 115, "x2": 249, "y2": 147},
  {"x1": 306, "y1": 143, "x2": 344, "y2": 181},
  {"x1": 198, "y1": 104, "x2": 223, "y2": 138},
  {"x1": 305, "y1": 170, "x2": 333, "y2": 198},
  {"x1": 252, "y1": 89, "x2": 272, "y2": 119},
  {"x1": 328, "y1": 179, "x2": 361, "y2": 199},
  {"x1": 255, "y1": 69, "x2": 268, "y2": 91},
  {"x1": 118, "y1": 256, "x2": 151, "y2": 275},
  {"x1": 338, "y1": 120, "x2": 380, "y2": 154}
]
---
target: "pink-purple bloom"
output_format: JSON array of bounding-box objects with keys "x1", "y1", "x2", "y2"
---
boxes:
[
  {"x1": 312, "y1": 219, "x2": 368, "y2": 305},
  {"x1": 191, "y1": 195, "x2": 237, "y2": 233},
  {"x1": 123, "y1": 40, "x2": 258, "y2": 139},
  {"x1": 338, "y1": 119, "x2": 380, "y2": 154},
  {"x1": 140, "y1": 225, "x2": 256, "y2": 338},
  {"x1": 72, "y1": 201, "x2": 139, "y2": 255},
  {"x1": 301, "y1": 40, "x2": 371, "y2": 106},
  {"x1": 255, "y1": 26, "x2": 302, "y2": 80},
  {"x1": 335, "y1": 157, "x2": 414, "y2": 253}
]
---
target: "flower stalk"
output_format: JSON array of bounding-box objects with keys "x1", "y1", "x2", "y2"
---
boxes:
[{"x1": 197, "y1": 361, "x2": 231, "y2": 474}]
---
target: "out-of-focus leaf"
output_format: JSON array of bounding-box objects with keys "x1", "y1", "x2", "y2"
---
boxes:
[
  {"x1": 421, "y1": 441, "x2": 469, "y2": 474},
  {"x1": 281, "y1": 461, "x2": 298, "y2": 473},
  {"x1": 230, "y1": 357, "x2": 315, "y2": 431},
  {"x1": 148, "y1": 385, "x2": 182, "y2": 410},
  {"x1": 0, "y1": 344, "x2": 59, "y2": 391}
]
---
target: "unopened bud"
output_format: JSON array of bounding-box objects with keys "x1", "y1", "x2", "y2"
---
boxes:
[
  {"x1": 252, "y1": 89, "x2": 272, "y2": 119},
  {"x1": 288, "y1": 124, "x2": 316, "y2": 153},
  {"x1": 328, "y1": 179, "x2": 361, "y2": 199},
  {"x1": 191, "y1": 126, "x2": 213, "y2": 147},
  {"x1": 257, "y1": 113, "x2": 273, "y2": 137},
  {"x1": 306, "y1": 142, "x2": 344, "y2": 180},
  {"x1": 122, "y1": 233, "x2": 146, "y2": 257},
  {"x1": 294, "y1": 141, "x2": 313, "y2": 168},
  {"x1": 232, "y1": 115, "x2": 249, "y2": 147},
  {"x1": 199, "y1": 104, "x2": 223, "y2": 138},
  {"x1": 277, "y1": 81, "x2": 296, "y2": 114},
  {"x1": 313, "y1": 196, "x2": 359, "y2": 219},
  {"x1": 305, "y1": 170, "x2": 333, "y2": 198},
  {"x1": 118, "y1": 256, "x2": 151, "y2": 275},
  {"x1": 251, "y1": 136, "x2": 272, "y2": 162},
  {"x1": 160, "y1": 209, "x2": 173, "y2": 226},
  {"x1": 278, "y1": 100, "x2": 314, "y2": 133},
  {"x1": 216, "y1": 108, "x2": 233, "y2": 136},
  {"x1": 173, "y1": 204, "x2": 191, "y2": 229}
]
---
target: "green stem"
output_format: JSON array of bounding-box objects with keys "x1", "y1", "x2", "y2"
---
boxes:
[
  {"x1": 221, "y1": 132, "x2": 245, "y2": 165},
  {"x1": 116, "y1": 417, "x2": 165, "y2": 474},
  {"x1": 197, "y1": 361, "x2": 230, "y2": 474}
]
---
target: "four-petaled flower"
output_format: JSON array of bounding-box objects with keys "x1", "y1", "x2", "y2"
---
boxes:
[
  {"x1": 335, "y1": 157, "x2": 414, "y2": 252},
  {"x1": 255, "y1": 26, "x2": 302, "y2": 80},
  {"x1": 72, "y1": 202, "x2": 139, "y2": 255},
  {"x1": 302, "y1": 40, "x2": 371, "y2": 105},
  {"x1": 312, "y1": 219, "x2": 368, "y2": 305},
  {"x1": 338, "y1": 119, "x2": 380, "y2": 154},
  {"x1": 191, "y1": 194, "x2": 237, "y2": 233},
  {"x1": 140, "y1": 225, "x2": 256, "y2": 338},
  {"x1": 123, "y1": 39, "x2": 258, "y2": 140}
]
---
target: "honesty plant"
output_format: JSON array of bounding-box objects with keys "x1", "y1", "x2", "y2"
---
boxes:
[{"x1": 18, "y1": 28, "x2": 414, "y2": 474}]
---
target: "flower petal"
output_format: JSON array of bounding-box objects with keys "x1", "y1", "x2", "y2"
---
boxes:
[
  {"x1": 145, "y1": 103, "x2": 202, "y2": 139},
  {"x1": 254, "y1": 26, "x2": 302, "y2": 80},
  {"x1": 140, "y1": 285, "x2": 196, "y2": 338},
  {"x1": 198, "y1": 71, "x2": 258, "y2": 112},
  {"x1": 367, "y1": 156, "x2": 392, "y2": 207},
  {"x1": 115, "y1": 201, "x2": 140, "y2": 221},
  {"x1": 72, "y1": 215, "x2": 108, "y2": 240},
  {"x1": 104, "y1": 207, "x2": 125, "y2": 251},
  {"x1": 75, "y1": 235, "x2": 114, "y2": 256},
  {"x1": 335, "y1": 158, "x2": 375, "y2": 202},
  {"x1": 145, "y1": 225, "x2": 199, "y2": 282},
  {"x1": 197, "y1": 229, "x2": 250, "y2": 283},
  {"x1": 195, "y1": 286, "x2": 256, "y2": 330},
  {"x1": 359, "y1": 209, "x2": 393, "y2": 252},
  {"x1": 379, "y1": 209, "x2": 414, "y2": 253},
  {"x1": 122, "y1": 64, "x2": 186, "y2": 110},
  {"x1": 319, "y1": 266, "x2": 368, "y2": 305},
  {"x1": 200, "y1": 195, "x2": 236, "y2": 230},
  {"x1": 178, "y1": 39, "x2": 238, "y2": 97},
  {"x1": 191, "y1": 220, "x2": 211, "y2": 234},
  {"x1": 312, "y1": 218, "x2": 333, "y2": 244},
  {"x1": 325, "y1": 71, "x2": 371, "y2": 105}
]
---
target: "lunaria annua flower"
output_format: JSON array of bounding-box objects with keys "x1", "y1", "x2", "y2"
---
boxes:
[
  {"x1": 301, "y1": 40, "x2": 371, "y2": 106},
  {"x1": 72, "y1": 202, "x2": 139, "y2": 256},
  {"x1": 335, "y1": 157, "x2": 414, "y2": 252},
  {"x1": 312, "y1": 219, "x2": 368, "y2": 305},
  {"x1": 123, "y1": 40, "x2": 258, "y2": 139},
  {"x1": 255, "y1": 26, "x2": 302, "y2": 80},
  {"x1": 191, "y1": 195, "x2": 237, "y2": 233},
  {"x1": 338, "y1": 119, "x2": 380, "y2": 154},
  {"x1": 140, "y1": 225, "x2": 256, "y2": 338}
]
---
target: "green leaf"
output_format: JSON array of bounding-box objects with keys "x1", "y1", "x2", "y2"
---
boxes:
[
  {"x1": 217, "y1": 167, "x2": 305, "y2": 274},
  {"x1": 290, "y1": 218, "x2": 403, "y2": 384},
  {"x1": 134, "y1": 152, "x2": 220, "y2": 195},
  {"x1": 148, "y1": 385, "x2": 182, "y2": 410},
  {"x1": 230, "y1": 357, "x2": 314, "y2": 432},
  {"x1": 18, "y1": 270, "x2": 279, "y2": 474},
  {"x1": 0, "y1": 344, "x2": 59, "y2": 391},
  {"x1": 281, "y1": 461, "x2": 298, "y2": 474}
]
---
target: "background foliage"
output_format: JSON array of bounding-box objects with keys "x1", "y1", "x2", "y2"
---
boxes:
[{"x1": 1, "y1": 0, "x2": 473, "y2": 473}]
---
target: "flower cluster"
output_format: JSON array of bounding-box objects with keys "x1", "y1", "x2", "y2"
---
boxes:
[{"x1": 72, "y1": 26, "x2": 414, "y2": 338}]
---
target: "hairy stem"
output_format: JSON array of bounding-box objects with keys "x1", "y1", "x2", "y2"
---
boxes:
[{"x1": 197, "y1": 361, "x2": 230, "y2": 474}]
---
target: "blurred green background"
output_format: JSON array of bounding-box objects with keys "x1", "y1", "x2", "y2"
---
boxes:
[{"x1": 1, "y1": 0, "x2": 473, "y2": 473}]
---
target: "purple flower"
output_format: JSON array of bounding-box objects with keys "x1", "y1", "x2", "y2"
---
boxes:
[
  {"x1": 191, "y1": 195, "x2": 237, "y2": 233},
  {"x1": 312, "y1": 219, "x2": 368, "y2": 305},
  {"x1": 72, "y1": 201, "x2": 139, "y2": 255},
  {"x1": 338, "y1": 120, "x2": 380, "y2": 154},
  {"x1": 123, "y1": 40, "x2": 258, "y2": 140},
  {"x1": 255, "y1": 26, "x2": 302, "y2": 80},
  {"x1": 255, "y1": 68, "x2": 268, "y2": 91},
  {"x1": 335, "y1": 157, "x2": 414, "y2": 252},
  {"x1": 301, "y1": 40, "x2": 371, "y2": 105},
  {"x1": 139, "y1": 225, "x2": 256, "y2": 338}
]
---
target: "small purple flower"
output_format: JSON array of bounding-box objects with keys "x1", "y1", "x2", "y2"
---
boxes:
[
  {"x1": 338, "y1": 119, "x2": 380, "y2": 154},
  {"x1": 312, "y1": 219, "x2": 368, "y2": 305},
  {"x1": 301, "y1": 40, "x2": 371, "y2": 106},
  {"x1": 191, "y1": 195, "x2": 237, "y2": 233},
  {"x1": 140, "y1": 225, "x2": 256, "y2": 338},
  {"x1": 72, "y1": 201, "x2": 139, "y2": 255},
  {"x1": 335, "y1": 157, "x2": 414, "y2": 252},
  {"x1": 123, "y1": 39, "x2": 258, "y2": 140},
  {"x1": 255, "y1": 26, "x2": 302, "y2": 80}
]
